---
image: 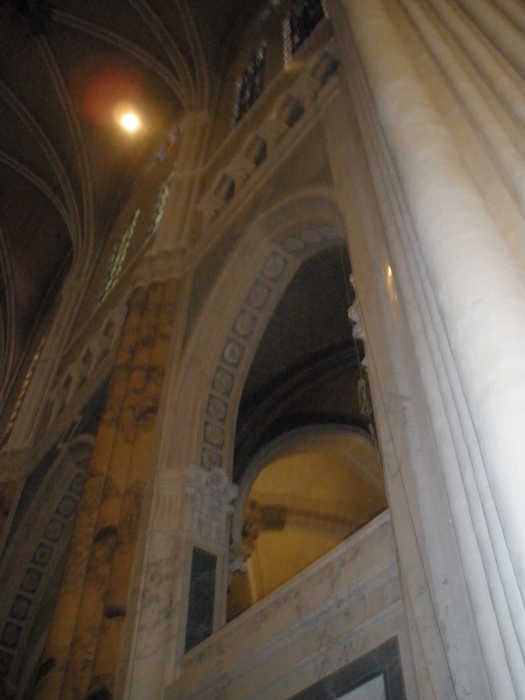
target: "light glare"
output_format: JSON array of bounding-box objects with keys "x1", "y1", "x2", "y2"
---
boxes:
[{"x1": 120, "y1": 112, "x2": 140, "y2": 133}]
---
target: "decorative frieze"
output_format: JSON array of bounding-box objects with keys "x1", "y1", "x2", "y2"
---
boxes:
[
  {"x1": 199, "y1": 245, "x2": 290, "y2": 473},
  {"x1": 198, "y1": 230, "x2": 344, "y2": 475}
]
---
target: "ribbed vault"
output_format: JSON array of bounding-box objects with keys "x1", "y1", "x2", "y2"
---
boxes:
[{"x1": 0, "y1": 0, "x2": 263, "y2": 409}]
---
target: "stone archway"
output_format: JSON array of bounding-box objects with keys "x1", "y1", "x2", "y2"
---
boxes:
[
  {"x1": 231, "y1": 424, "x2": 382, "y2": 544},
  {"x1": 164, "y1": 187, "x2": 347, "y2": 477},
  {"x1": 228, "y1": 424, "x2": 386, "y2": 619},
  {"x1": 125, "y1": 187, "x2": 353, "y2": 698}
]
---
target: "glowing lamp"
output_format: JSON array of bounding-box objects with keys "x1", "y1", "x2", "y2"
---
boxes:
[{"x1": 120, "y1": 111, "x2": 141, "y2": 133}]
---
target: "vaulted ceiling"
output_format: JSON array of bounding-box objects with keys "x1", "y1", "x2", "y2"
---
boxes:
[{"x1": 0, "y1": 0, "x2": 262, "y2": 404}]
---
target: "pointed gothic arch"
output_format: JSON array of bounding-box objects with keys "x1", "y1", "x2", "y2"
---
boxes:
[
  {"x1": 125, "y1": 187, "x2": 361, "y2": 693},
  {"x1": 163, "y1": 187, "x2": 348, "y2": 475}
]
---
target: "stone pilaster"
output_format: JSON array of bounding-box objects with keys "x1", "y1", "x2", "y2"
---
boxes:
[{"x1": 34, "y1": 279, "x2": 179, "y2": 700}]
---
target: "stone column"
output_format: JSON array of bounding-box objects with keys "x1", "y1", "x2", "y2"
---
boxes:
[
  {"x1": 331, "y1": 0, "x2": 525, "y2": 697},
  {"x1": 124, "y1": 463, "x2": 237, "y2": 700},
  {"x1": 33, "y1": 279, "x2": 179, "y2": 700}
]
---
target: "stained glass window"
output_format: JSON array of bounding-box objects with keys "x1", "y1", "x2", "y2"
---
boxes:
[
  {"x1": 155, "y1": 127, "x2": 179, "y2": 165},
  {"x1": 2, "y1": 331, "x2": 48, "y2": 443},
  {"x1": 146, "y1": 180, "x2": 170, "y2": 238},
  {"x1": 98, "y1": 209, "x2": 140, "y2": 303},
  {"x1": 233, "y1": 42, "x2": 267, "y2": 130},
  {"x1": 283, "y1": 0, "x2": 328, "y2": 65}
]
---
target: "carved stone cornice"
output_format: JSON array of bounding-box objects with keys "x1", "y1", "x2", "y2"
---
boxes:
[{"x1": 195, "y1": 37, "x2": 339, "y2": 233}]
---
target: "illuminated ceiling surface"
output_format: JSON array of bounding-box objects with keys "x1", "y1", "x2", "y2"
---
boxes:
[{"x1": 0, "y1": 0, "x2": 262, "y2": 398}]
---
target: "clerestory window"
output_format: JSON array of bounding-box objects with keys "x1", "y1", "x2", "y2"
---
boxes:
[{"x1": 98, "y1": 209, "x2": 140, "y2": 304}]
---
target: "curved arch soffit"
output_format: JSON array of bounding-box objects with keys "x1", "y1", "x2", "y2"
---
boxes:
[
  {"x1": 161, "y1": 187, "x2": 349, "y2": 478},
  {"x1": 231, "y1": 424, "x2": 381, "y2": 544}
]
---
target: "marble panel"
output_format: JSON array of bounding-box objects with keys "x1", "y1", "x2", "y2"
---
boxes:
[
  {"x1": 168, "y1": 513, "x2": 413, "y2": 700},
  {"x1": 180, "y1": 513, "x2": 394, "y2": 674},
  {"x1": 135, "y1": 539, "x2": 182, "y2": 659},
  {"x1": 287, "y1": 637, "x2": 404, "y2": 700}
]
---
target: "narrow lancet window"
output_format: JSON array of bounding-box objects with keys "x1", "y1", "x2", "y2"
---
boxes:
[
  {"x1": 2, "y1": 332, "x2": 48, "y2": 443},
  {"x1": 146, "y1": 180, "x2": 170, "y2": 237},
  {"x1": 98, "y1": 209, "x2": 140, "y2": 303}
]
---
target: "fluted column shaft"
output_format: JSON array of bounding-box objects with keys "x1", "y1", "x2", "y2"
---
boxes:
[{"x1": 336, "y1": 0, "x2": 525, "y2": 697}]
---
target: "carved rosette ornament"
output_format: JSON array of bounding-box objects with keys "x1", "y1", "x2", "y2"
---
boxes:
[{"x1": 186, "y1": 465, "x2": 238, "y2": 545}]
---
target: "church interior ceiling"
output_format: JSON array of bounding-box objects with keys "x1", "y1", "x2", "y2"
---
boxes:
[{"x1": 0, "y1": 0, "x2": 265, "y2": 410}]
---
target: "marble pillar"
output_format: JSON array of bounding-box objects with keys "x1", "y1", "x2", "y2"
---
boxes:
[
  {"x1": 332, "y1": 0, "x2": 525, "y2": 697},
  {"x1": 33, "y1": 280, "x2": 178, "y2": 700}
]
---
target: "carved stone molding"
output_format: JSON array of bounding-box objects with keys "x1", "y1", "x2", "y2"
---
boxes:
[
  {"x1": 185, "y1": 465, "x2": 238, "y2": 545},
  {"x1": 200, "y1": 229, "x2": 344, "y2": 475},
  {"x1": 348, "y1": 274, "x2": 368, "y2": 367},
  {"x1": 196, "y1": 38, "x2": 339, "y2": 228},
  {"x1": 199, "y1": 244, "x2": 293, "y2": 474}
]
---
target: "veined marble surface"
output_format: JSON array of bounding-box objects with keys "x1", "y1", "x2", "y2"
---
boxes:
[{"x1": 166, "y1": 511, "x2": 416, "y2": 700}]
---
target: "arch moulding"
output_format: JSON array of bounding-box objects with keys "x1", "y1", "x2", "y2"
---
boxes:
[{"x1": 122, "y1": 187, "x2": 352, "y2": 698}]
